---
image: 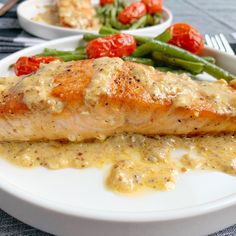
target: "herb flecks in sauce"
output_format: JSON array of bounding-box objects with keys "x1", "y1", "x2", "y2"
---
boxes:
[{"x1": 0, "y1": 134, "x2": 236, "y2": 194}]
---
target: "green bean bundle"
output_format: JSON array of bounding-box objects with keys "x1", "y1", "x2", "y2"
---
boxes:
[{"x1": 96, "y1": 0, "x2": 164, "y2": 30}]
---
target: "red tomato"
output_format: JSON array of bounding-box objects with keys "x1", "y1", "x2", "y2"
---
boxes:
[
  {"x1": 141, "y1": 0, "x2": 163, "y2": 14},
  {"x1": 86, "y1": 33, "x2": 136, "y2": 58},
  {"x1": 100, "y1": 0, "x2": 113, "y2": 6},
  {"x1": 168, "y1": 23, "x2": 204, "y2": 54},
  {"x1": 14, "y1": 56, "x2": 59, "y2": 76},
  {"x1": 118, "y1": 2, "x2": 147, "y2": 25}
]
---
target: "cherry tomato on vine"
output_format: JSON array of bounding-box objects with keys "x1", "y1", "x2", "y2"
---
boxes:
[
  {"x1": 14, "y1": 56, "x2": 59, "y2": 76},
  {"x1": 118, "y1": 2, "x2": 147, "y2": 25},
  {"x1": 86, "y1": 33, "x2": 137, "y2": 58},
  {"x1": 100, "y1": 0, "x2": 113, "y2": 6},
  {"x1": 141, "y1": 0, "x2": 163, "y2": 14},
  {"x1": 168, "y1": 23, "x2": 204, "y2": 54}
]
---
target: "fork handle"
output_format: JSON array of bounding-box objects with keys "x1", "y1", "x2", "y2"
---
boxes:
[{"x1": 0, "y1": 0, "x2": 19, "y2": 17}]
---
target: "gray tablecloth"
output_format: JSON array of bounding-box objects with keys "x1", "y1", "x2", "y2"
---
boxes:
[{"x1": 0, "y1": 0, "x2": 236, "y2": 235}]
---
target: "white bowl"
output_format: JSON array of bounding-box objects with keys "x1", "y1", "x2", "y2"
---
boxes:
[
  {"x1": 0, "y1": 35, "x2": 236, "y2": 236},
  {"x1": 17, "y1": 0, "x2": 173, "y2": 39}
]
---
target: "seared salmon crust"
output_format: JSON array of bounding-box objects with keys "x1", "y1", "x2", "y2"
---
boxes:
[{"x1": 1, "y1": 57, "x2": 236, "y2": 141}]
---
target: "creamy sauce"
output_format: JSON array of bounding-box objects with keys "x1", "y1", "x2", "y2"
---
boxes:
[
  {"x1": 0, "y1": 76, "x2": 19, "y2": 94},
  {"x1": 131, "y1": 63, "x2": 163, "y2": 101},
  {"x1": 14, "y1": 58, "x2": 236, "y2": 117},
  {"x1": 85, "y1": 57, "x2": 124, "y2": 106},
  {"x1": 86, "y1": 58, "x2": 236, "y2": 116},
  {"x1": 129, "y1": 61, "x2": 236, "y2": 115},
  {"x1": 0, "y1": 134, "x2": 236, "y2": 194},
  {"x1": 18, "y1": 61, "x2": 64, "y2": 113}
]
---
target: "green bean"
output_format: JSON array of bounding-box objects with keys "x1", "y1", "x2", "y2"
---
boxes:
[
  {"x1": 96, "y1": 4, "x2": 113, "y2": 26},
  {"x1": 133, "y1": 41, "x2": 236, "y2": 81},
  {"x1": 132, "y1": 35, "x2": 151, "y2": 44},
  {"x1": 84, "y1": 31, "x2": 148, "y2": 45},
  {"x1": 39, "y1": 48, "x2": 87, "y2": 58},
  {"x1": 75, "y1": 49, "x2": 86, "y2": 54},
  {"x1": 110, "y1": 7, "x2": 129, "y2": 30},
  {"x1": 203, "y1": 56, "x2": 216, "y2": 64},
  {"x1": 75, "y1": 46, "x2": 86, "y2": 51},
  {"x1": 120, "y1": 0, "x2": 126, "y2": 7},
  {"x1": 96, "y1": 8, "x2": 104, "y2": 16},
  {"x1": 113, "y1": 0, "x2": 119, "y2": 8},
  {"x1": 132, "y1": 43, "x2": 152, "y2": 57},
  {"x1": 76, "y1": 49, "x2": 86, "y2": 54},
  {"x1": 146, "y1": 14, "x2": 154, "y2": 26},
  {"x1": 153, "y1": 13, "x2": 161, "y2": 25},
  {"x1": 123, "y1": 56, "x2": 154, "y2": 66},
  {"x1": 97, "y1": 5, "x2": 110, "y2": 15},
  {"x1": 39, "y1": 48, "x2": 73, "y2": 56},
  {"x1": 99, "y1": 15, "x2": 105, "y2": 25},
  {"x1": 99, "y1": 26, "x2": 119, "y2": 35},
  {"x1": 152, "y1": 52, "x2": 205, "y2": 74},
  {"x1": 96, "y1": 0, "x2": 163, "y2": 31},
  {"x1": 155, "y1": 66, "x2": 174, "y2": 72},
  {"x1": 83, "y1": 33, "x2": 101, "y2": 42},
  {"x1": 58, "y1": 54, "x2": 87, "y2": 62},
  {"x1": 115, "y1": 0, "x2": 125, "y2": 9},
  {"x1": 75, "y1": 46, "x2": 85, "y2": 50},
  {"x1": 117, "y1": 6, "x2": 123, "y2": 13},
  {"x1": 154, "y1": 30, "x2": 172, "y2": 43},
  {"x1": 99, "y1": 26, "x2": 149, "y2": 44},
  {"x1": 99, "y1": 26, "x2": 173, "y2": 44},
  {"x1": 105, "y1": 5, "x2": 113, "y2": 14},
  {"x1": 172, "y1": 70, "x2": 191, "y2": 75},
  {"x1": 105, "y1": 15, "x2": 112, "y2": 27},
  {"x1": 155, "y1": 67, "x2": 195, "y2": 78},
  {"x1": 130, "y1": 15, "x2": 147, "y2": 29}
]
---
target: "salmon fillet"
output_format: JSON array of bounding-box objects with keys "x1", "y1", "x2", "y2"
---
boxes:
[
  {"x1": 1, "y1": 57, "x2": 236, "y2": 142},
  {"x1": 57, "y1": 0, "x2": 99, "y2": 29}
]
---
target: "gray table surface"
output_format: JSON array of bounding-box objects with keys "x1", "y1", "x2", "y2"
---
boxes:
[{"x1": 0, "y1": 0, "x2": 236, "y2": 235}]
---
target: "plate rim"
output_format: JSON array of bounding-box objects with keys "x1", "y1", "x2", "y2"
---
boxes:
[{"x1": 0, "y1": 35, "x2": 236, "y2": 223}]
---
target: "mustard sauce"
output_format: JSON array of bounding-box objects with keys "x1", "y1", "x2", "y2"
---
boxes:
[{"x1": 0, "y1": 134, "x2": 235, "y2": 194}]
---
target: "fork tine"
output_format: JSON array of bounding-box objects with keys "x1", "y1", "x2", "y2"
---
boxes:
[
  {"x1": 205, "y1": 34, "x2": 213, "y2": 48},
  {"x1": 219, "y1": 34, "x2": 235, "y2": 55},
  {"x1": 210, "y1": 36, "x2": 220, "y2": 50},
  {"x1": 215, "y1": 35, "x2": 226, "y2": 52}
]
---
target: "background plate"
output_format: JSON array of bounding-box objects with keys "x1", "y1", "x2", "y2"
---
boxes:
[{"x1": 17, "y1": 0, "x2": 173, "y2": 39}]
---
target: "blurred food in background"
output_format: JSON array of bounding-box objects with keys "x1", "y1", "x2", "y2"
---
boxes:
[{"x1": 32, "y1": 0, "x2": 164, "y2": 30}]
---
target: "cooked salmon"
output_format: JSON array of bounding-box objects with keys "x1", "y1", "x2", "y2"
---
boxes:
[
  {"x1": 1, "y1": 57, "x2": 236, "y2": 142},
  {"x1": 56, "y1": 0, "x2": 99, "y2": 29}
]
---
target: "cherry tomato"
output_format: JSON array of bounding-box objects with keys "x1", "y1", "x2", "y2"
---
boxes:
[
  {"x1": 14, "y1": 56, "x2": 59, "y2": 76},
  {"x1": 86, "y1": 33, "x2": 136, "y2": 58},
  {"x1": 141, "y1": 0, "x2": 163, "y2": 14},
  {"x1": 118, "y1": 2, "x2": 147, "y2": 25},
  {"x1": 100, "y1": 0, "x2": 113, "y2": 6},
  {"x1": 168, "y1": 23, "x2": 204, "y2": 54}
]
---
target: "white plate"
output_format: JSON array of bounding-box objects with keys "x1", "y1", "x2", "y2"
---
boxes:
[
  {"x1": 17, "y1": 0, "x2": 173, "y2": 39},
  {"x1": 0, "y1": 36, "x2": 236, "y2": 236}
]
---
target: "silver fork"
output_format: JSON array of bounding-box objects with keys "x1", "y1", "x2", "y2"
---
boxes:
[{"x1": 205, "y1": 34, "x2": 235, "y2": 55}]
